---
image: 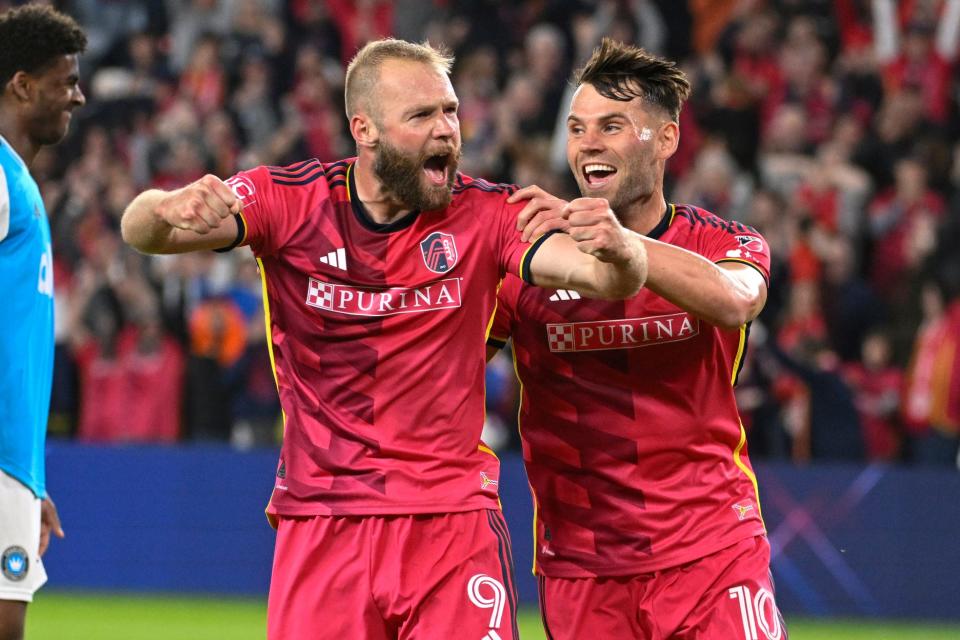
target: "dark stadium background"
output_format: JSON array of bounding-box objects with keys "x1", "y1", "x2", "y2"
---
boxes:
[{"x1": 13, "y1": 0, "x2": 960, "y2": 637}]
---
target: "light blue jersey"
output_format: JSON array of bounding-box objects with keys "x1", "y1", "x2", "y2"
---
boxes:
[{"x1": 0, "y1": 134, "x2": 53, "y2": 499}]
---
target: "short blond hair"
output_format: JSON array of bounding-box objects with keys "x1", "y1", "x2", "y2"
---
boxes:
[{"x1": 344, "y1": 38, "x2": 453, "y2": 119}]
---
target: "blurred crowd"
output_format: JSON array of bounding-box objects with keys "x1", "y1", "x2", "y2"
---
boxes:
[{"x1": 16, "y1": 0, "x2": 960, "y2": 467}]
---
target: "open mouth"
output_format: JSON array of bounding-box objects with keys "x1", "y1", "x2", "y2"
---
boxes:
[
  {"x1": 423, "y1": 154, "x2": 450, "y2": 186},
  {"x1": 582, "y1": 163, "x2": 617, "y2": 187}
]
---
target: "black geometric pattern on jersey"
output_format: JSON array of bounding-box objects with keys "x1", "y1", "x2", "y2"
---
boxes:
[
  {"x1": 453, "y1": 173, "x2": 518, "y2": 196},
  {"x1": 674, "y1": 204, "x2": 757, "y2": 236}
]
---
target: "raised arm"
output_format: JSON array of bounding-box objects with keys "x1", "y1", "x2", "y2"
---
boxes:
[
  {"x1": 527, "y1": 197, "x2": 647, "y2": 300},
  {"x1": 640, "y1": 238, "x2": 767, "y2": 329},
  {"x1": 121, "y1": 174, "x2": 241, "y2": 254}
]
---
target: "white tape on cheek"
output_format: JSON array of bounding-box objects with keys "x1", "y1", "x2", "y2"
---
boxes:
[{"x1": 639, "y1": 127, "x2": 653, "y2": 141}]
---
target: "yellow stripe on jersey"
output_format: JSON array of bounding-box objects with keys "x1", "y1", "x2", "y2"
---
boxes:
[
  {"x1": 729, "y1": 324, "x2": 765, "y2": 527},
  {"x1": 478, "y1": 444, "x2": 498, "y2": 457},
  {"x1": 730, "y1": 325, "x2": 747, "y2": 386},
  {"x1": 478, "y1": 278, "x2": 507, "y2": 461},
  {"x1": 667, "y1": 202, "x2": 677, "y2": 225},
  {"x1": 733, "y1": 420, "x2": 765, "y2": 527},
  {"x1": 509, "y1": 345, "x2": 541, "y2": 575},
  {"x1": 345, "y1": 162, "x2": 353, "y2": 201},
  {"x1": 256, "y1": 257, "x2": 286, "y2": 529}
]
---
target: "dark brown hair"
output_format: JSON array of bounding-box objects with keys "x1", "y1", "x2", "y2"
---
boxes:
[{"x1": 575, "y1": 38, "x2": 690, "y2": 122}]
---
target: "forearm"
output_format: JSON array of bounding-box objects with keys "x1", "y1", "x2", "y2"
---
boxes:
[
  {"x1": 120, "y1": 189, "x2": 178, "y2": 254},
  {"x1": 641, "y1": 237, "x2": 763, "y2": 328},
  {"x1": 583, "y1": 234, "x2": 648, "y2": 299}
]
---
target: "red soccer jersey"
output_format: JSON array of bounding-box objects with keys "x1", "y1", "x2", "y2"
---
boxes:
[
  {"x1": 225, "y1": 158, "x2": 545, "y2": 517},
  {"x1": 489, "y1": 204, "x2": 771, "y2": 578}
]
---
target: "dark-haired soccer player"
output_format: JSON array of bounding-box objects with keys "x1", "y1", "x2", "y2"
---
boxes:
[
  {"x1": 488, "y1": 39, "x2": 787, "y2": 639},
  {"x1": 0, "y1": 5, "x2": 86, "y2": 638},
  {"x1": 121, "y1": 38, "x2": 647, "y2": 640}
]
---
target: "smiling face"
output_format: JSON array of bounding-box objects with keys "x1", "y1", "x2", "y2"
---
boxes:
[
  {"x1": 566, "y1": 83, "x2": 673, "y2": 212},
  {"x1": 367, "y1": 59, "x2": 461, "y2": 211},
  {"x1": 23, "y1": 53, "x2": 85, "y2": 146}
]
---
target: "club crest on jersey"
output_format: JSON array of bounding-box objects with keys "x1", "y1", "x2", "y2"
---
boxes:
[
  {"x1": 732, "y1": 502, "x2": 755, "y2": 521},
  {"x1": 480, "y1": 471, "x2": 499, "y2": 491},
  {"x1": 420, "y1": 231, "x2": 458, "y2": 273}
]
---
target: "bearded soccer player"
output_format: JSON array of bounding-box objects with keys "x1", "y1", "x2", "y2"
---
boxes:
[
  {"x1": 0, "y1": 6, "x2": 85, "y2": 639},
  {"x1": 487, "y1": 39, "x2": 787, "y2": 639},
  {"x1": 121, "y1": 38, "x2": 647, "y2": 640}
]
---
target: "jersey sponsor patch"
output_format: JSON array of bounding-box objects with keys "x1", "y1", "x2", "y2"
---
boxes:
[
  {"x1": 306, "y1": 276, "x2": 462, "y2": 316},
  {"x1": 420, "y1": 231, "x2": 459, "y2": 273},
  {"x1": 225, "y1": 174, "x2": 258, "y2": 207},
  {"x1": 1, "y1": 546, "x2": 28, "y2": 581},
  {"x1": 546, "y1": 312, "x2": 700, "y2": 353}
]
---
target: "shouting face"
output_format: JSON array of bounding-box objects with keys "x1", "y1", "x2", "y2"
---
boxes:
[{"x1": 368, "y1": 59, "x2": 462, "y2": 211}]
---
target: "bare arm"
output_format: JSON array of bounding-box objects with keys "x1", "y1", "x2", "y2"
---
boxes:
[
  {"x1": 121, "y1": 174, "x2": 241, "y2": 254},
  {"x1": 527, "y1": 198, "x2": 647, "y2": 300},
  {"x1": 641, "y1": 237, "x2": 767, "y2": 329},
  {"x1": 510, "y1": 185, "x2": 765, "y2": 327}
]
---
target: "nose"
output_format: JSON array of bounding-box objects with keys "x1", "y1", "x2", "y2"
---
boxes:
[
  {"x1": 73, "y1": 85, "x2": 86, "y2": 107},
  {"x1": 433, "y1": 112, "x2": 457, "y2": 140},
  {"x1": 579, "y1": 126, "x2": 604, "y2": 152}
]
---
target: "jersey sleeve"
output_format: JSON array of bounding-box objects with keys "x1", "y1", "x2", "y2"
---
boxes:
[
  {"x1": 702, "y1": 224, "x2": 771, "y2": 284},
  {"x1": 222, "y1": 166, "x2": 291, "y2": 257},
  {"x1": 495, "y1": 195, "x2": 553, "y2": 283},
  {"x1": 488, "y1": 274, "x2": 521, "y2": 350}
]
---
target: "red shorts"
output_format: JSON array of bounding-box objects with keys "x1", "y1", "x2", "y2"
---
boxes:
[
  {"x1": 267, "y1": 509, "x2": 519, "y2": 640},
  {"x1": 539, "y1": 535, "x2": 787, "y2": 640}
]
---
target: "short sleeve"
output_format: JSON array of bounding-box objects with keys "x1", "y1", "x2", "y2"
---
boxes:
[
  {"x1": 488, "y1": 275, "x2": 521, "y2": 349},
  {"x1": 223, "y1": 166, "x2": 286, "y2": 257},
  {"x1": 495, "y1": 195, "x2": 554, "y2": 283},
  {"x1": 703, "y1": 224, "x2": 771, "y2": 285}
]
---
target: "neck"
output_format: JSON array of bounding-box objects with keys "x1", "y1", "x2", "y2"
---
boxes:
[
  {"x1": 353, "y1": 155, "x2": 417, "y2": 225},
  {"x1": 0, "y1": 110, "x2": 38, "y2": 166},
  {"x1": 617, "y1": 185, "x2": 668, "y2": 236}
]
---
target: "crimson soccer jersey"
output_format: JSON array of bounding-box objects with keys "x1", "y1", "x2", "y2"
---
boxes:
[
  {"x1": 489, "y1": 204, "x2": 771, "y2": 578},
  {"x1": 225, "y1": 158, "x2": 544, "y2": 517}
]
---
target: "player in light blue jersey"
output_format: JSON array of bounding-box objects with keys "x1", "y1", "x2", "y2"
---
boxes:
[{"x1": 0, "y1": 5, "x2": 85, "y2": 638}]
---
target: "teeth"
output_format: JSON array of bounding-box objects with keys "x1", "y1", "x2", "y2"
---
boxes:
[{"x1": 584, "y1": 163, "x2": 615, "y2": 174}]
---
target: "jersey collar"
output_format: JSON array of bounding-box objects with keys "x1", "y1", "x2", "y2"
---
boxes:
[
  {"x1": 0, "y1": 134, "x2": 29, "y2": 174},
  {"x1": 346, "y1": 162, "x2": 422, "y2": 233},
  {"x1": 646, "y1": 203, "x2": 676, "y2": 240}
]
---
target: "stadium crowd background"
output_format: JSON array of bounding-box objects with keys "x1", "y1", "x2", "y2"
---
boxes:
[{"x1": 18, "y1": 0, "x2": 960, "y2": 467}]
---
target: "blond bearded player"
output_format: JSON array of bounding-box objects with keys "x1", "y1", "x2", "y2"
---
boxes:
[
  {"x1": 488, "y1": 39, "x2": 787, "y2": 639},
  {"x1": 121, "y1": 38, "x2": 648, "y2": 640}
]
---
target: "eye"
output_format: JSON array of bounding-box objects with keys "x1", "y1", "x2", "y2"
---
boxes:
[
  {"x1": 603, "y1": 124, "x2": 622, "y2": 134},
  {"x1": 568, "y1": 125, "x2": 584, "y2": 135},
  {"x1": 444, "y1": 105, "x2": 458, "y2": 115}
]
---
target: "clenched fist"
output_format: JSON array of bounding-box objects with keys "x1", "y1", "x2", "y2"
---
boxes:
[{"x1": 157, "y1": 174, "x2": 242, "y2": 234}]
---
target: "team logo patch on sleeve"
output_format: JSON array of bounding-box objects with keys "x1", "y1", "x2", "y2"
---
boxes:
[
  {"x1": 420, "y1": 231, "x2": 458, "y2": 273},
  {"x1": 735, "y1": 235, "x2": 764, "y2": 252},
  {"x1": 1, "y1": 546, "x2": 28, "y2": 581}
]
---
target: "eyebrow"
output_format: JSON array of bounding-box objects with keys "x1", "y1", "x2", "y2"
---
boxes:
[
  {"x1": 567, "y1": 111, "x2": 630, "y2": 123},
  {"x1": 404, "y1": 100, "x2": 459, "y2": 116}
]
